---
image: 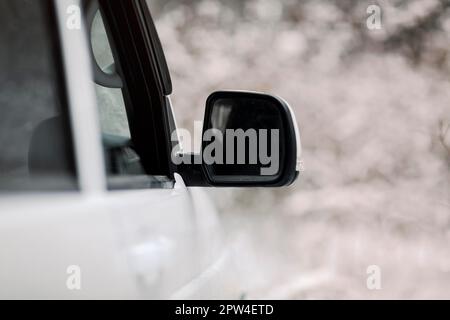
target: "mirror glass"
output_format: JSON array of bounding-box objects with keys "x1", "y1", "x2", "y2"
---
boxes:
[{"x1": 203, "y1": 94, "x2": 286, "y2": 183}]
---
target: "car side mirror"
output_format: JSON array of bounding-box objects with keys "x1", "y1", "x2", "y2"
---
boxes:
[{"x1": 182, "y1": 91, "x2": 299, "y2": 187}]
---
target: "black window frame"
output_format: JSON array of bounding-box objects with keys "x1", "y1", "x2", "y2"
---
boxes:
[{"x1": 97, "y1": 0, "x2": 175, "y2": 190}]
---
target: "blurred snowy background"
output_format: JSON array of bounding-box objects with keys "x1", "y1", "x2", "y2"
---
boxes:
[{"x1": 148, "y1": 0, "x2": 450, "y2": 299}]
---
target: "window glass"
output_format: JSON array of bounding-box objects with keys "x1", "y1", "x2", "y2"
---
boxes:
[
  {"x1": 0, "y1": 0, "x2": 77, "y2": 191},
  {"x1": 91, "y1": 11, "x2": 131, "y2": 139},
  {"x1": 90, "y1": 8, "x2": 147, "y2": 179}
]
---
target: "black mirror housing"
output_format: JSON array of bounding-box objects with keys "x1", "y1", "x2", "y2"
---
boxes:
[
  {"x1": 178, "y1": 91, "x2": 300, "y2": 187},
  {"x1": 200, "y1": 91, "x2": 300, "y2": 187}
]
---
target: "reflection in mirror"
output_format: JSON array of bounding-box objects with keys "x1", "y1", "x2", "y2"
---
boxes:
[{"x1": 204, "y1": 95, "x2": 285, "y2": 180}]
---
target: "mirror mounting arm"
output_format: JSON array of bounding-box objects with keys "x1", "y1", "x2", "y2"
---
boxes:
[{"x1": 177, "y1": 153, "x2": 209, "y2": 187}]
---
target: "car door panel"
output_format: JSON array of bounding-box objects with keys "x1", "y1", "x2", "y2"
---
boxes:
[
  {"x1": 105, "y1": 175, "x2": 200, "y2": 298},
  {"x1": 0, "y1": 195, "x2": 138, "y2": 299}
]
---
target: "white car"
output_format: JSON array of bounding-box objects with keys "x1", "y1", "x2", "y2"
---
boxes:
[{"x1": 0, "y1": 0, "x2": 301, "y2": 299}]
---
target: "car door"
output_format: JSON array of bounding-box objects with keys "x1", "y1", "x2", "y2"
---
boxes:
[{"x1": 87, "y1": 0, "x2": 212, "y2": 299}]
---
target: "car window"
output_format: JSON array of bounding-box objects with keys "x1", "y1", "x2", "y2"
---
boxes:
[
  {"x1": 89, "y1": 6, "x2": 150, "y2": 185},
  {"x1": 86, "y1": 0, "x2": 175, "y2": 189},
  {"x1": 91, "y1": 10, "x2": 131, "y2": 139},
  {"x1": 0, "y1": 0, "x2": 77, "y2": 192}
]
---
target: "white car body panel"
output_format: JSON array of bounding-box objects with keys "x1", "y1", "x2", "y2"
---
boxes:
[
  {"x1": 0, "y1": 194, "x2": 137, "y2": 299},
  {"x1": 0, "y1": 0, "x2": 237, "y2": 299}
]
